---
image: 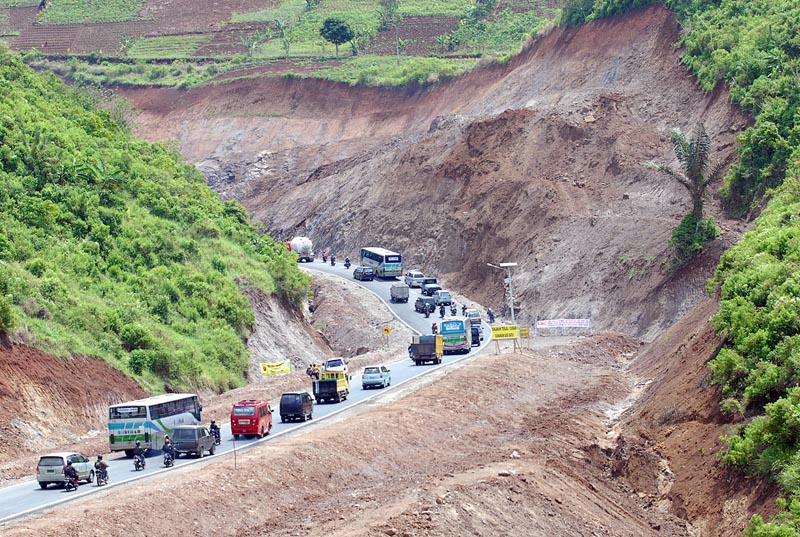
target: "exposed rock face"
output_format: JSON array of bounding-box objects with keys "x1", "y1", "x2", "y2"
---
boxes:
[{"x1": 124, "y1": 4, "x2": 750, "y2": 342}]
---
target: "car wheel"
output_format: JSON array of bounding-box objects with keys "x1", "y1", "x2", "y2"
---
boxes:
[
  {"x1": 209, "y1": 444, "x2": 216, "y2": 456},
  {"x1": 197, "y1": 449, "x2": 203, "y2": 458},
  {"x1": 87, "y1": 470, "x2": 95, "y2": 484},
  {"x1": 39, "y1": 482, "x2": 48, "y2": 489},
  {"x1": 234, "y1": 434, "x2": 239, "y2": 440}
]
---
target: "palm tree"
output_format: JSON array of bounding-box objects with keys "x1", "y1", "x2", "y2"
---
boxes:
[{"x1": 652, "y1": 123, "x2": 733, "y2": 221}]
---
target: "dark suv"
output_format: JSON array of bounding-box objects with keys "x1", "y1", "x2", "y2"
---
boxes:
[
  {"x1": 414, "y1": 296, "x2": 437, "y2": 313},
  {"x1": 353, "y1": 266, "x2": 375, "y2": 281},
  {"x1": 172, "y1": 425, "x2": 216, "y2": 458}
]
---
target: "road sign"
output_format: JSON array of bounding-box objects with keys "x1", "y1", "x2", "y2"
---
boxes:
[
  {"x1": 383, "y1": 326, "x2": 391, "y2": 335},
  {"x1": 491, "y1": 325, "x2": 519, "y2": 340},
  {"x1": 519, "y1": 327, "x2": 530, "y2": 338}
]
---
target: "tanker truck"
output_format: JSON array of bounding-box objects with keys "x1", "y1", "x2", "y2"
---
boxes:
[{"x1": 287, "y1": 236, "x2": 314, "y2": 263}]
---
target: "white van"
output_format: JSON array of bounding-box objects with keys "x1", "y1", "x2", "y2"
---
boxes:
[{"x1": 404, "y1": 270, "x2": 424, "y2": 288}]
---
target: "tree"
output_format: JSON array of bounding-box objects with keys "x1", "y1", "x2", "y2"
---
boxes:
[
  {"x1": 651, "y1": 123, "x2": 733, "y2": 221},
  {"x1": 320, "y1": 18, "x2": 354, "y2": 58},
  {"x1": 379, "y1": 0, "x2": 403, "y2": 64}
]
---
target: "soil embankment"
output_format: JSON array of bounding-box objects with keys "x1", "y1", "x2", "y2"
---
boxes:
[{"x1": 123, "y1": 5, "x2": 751, "y2": 341}]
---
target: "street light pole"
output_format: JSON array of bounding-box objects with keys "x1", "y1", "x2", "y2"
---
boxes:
[{"x1": 487, "y1": 262, "x2": 518, "y2": 324}]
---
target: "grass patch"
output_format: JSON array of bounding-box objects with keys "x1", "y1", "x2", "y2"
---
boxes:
[
  {"x1": 313, "y1": 54, "x2": 476, "y2": 86},
  {"x1": 37, "y1": 0, "x2": 144, "y2": 24},
  {"x1": 128, "y1": 35, "x2": 212, "y2": 60}
]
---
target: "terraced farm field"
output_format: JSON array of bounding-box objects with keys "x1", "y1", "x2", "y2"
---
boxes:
[{"x1": 1, "y1": 0, "x2": 548, "y2": 87}]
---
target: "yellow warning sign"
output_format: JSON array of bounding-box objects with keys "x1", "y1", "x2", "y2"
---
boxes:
[
  {"x1": 491, "y1": 325, "x2": 519, "y2": 340},
  {"x1": 520, "y1": 327, "x2": 530, "y2": 338},
  {"x1": 383, "y1": 326, "x2": 391, "y2": 335},
  {"x1": 260, "y1": 360, "x2": 291, "y2": 376}
]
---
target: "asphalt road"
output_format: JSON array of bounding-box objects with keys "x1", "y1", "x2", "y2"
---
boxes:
[{"x1": 0, "y1": 261, "x2": 490, "y2": 524}]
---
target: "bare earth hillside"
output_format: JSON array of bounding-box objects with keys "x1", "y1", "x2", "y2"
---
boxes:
[{"x1": 123, "y1": 5, "x2": 750, "y2": 341}]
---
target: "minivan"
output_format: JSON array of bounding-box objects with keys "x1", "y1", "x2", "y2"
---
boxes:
[
  {"x1": 36, "y1": 452, "x2": 94, "y2": 489},
  {"x1": 433, "y1": 290, "x2": 452, "y2": 305},
  {"x1": 404, "y1": 270, "x2": 424, "y2": 288},
  {"x1": 280, "y1": 391, "x2": 314, "y2": 422},
  {"x1": 172, "y1": 425, "x2": 216, "y2": 458}
]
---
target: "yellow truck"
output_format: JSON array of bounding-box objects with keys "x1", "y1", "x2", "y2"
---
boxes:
[
  {"x1": 313, "y1": 371, "x2": 350, "y2": 403},
  {"x1": 409, "y1": 334, "x2": 444, "y2": 365}
]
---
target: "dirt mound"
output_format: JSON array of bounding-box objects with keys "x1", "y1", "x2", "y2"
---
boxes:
[
  {"x1": 0, "y1": 345, "x2": 145, "y2": 482},
  {"x1": 123, "y1": 5, "x2": 750, "y2": 341}
]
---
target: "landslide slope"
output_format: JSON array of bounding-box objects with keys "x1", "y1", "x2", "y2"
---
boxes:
[{"x1": 124, "y1": 5, "x2": 750, "y2": 341}]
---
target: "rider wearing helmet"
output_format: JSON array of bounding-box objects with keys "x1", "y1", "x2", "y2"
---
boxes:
[
  {"x1": 64, "y1": 460, "x2": 79, "y2": 486},
  {"x1": 209, "y1": 419, "x2": 221, "y2": 444},
  {"x1": 94, "y1": 454, "x2": 109, "y2": 481}
]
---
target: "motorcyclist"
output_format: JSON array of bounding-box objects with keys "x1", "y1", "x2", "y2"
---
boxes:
[
  {"x1": 330, "y1": 254, "x2": 336, "y2": 266},
  {"x1": 322, "y1": 251, "x2": 328, "y2": 262},
  {"x1": 487, "y1": 308, "x2": 495, "y2": 324},
  {"x1": 431, "y1": 322, "x2": 438, "y2": 334},
  {"x1": 133, "y1": 441, "x2": 146, "y2": 469},
  {"x1": 64, "y1": 460, "x2": 79, "y2": 488},
  {"x1": 163, "y1": 438, "x2": 176, "y2": 464},
  {"x1": 209, "y1": 420, "x2": 221, "y2": 444},
  {"x1": 344, "y1": 256, "x2": 351, "y2": 268},
  {"x1": 439, "y1": 304, "x2": 446, "y2": 319},
  {"x1": 94, "y1": 454, "x2": 109, "y2": 482},
  {"x1": 450, "y1": 303, "x2": 457, "y2": 316},
  {"x1": 461, "y1": 304, "x2": 468, "y2": 316},
  {"x1": 424, "y1": 303, "x2": 431, "y2": 318}
]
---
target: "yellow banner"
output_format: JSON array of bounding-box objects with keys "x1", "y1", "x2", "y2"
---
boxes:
[
  {"x1": 519, "y1": 327, "x2": 530, "y2": 338},
  {"x1": 260, "y1": 360, "x2": 291, "y2": 376},
  {"x1": 491, "y1": 325, "x2": 519, "y2": 340}
]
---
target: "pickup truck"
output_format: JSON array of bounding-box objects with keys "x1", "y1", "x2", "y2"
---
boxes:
[
  {"x1": 409, "y1": 334, "x2": 443, "y2": 365},
  {"x1": 313, "y1": 371, "x2": 350, "y2": 403}
]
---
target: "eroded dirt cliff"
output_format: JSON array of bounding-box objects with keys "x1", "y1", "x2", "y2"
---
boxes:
[{"x1": 124, "y1": 5, "x2": 750, "y2": 341}]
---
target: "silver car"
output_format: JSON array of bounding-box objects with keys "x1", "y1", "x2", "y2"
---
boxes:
[
  {"x1": 404, "y1": 270, "x2": 424, "y2": 288},
  {"x1": 37, "y1": 452, "x2": 95, "y2": 489}
]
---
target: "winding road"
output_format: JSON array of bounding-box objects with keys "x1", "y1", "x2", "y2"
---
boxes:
[{"x1": 0, "y1": 261, "x2": 491, "y2": 524}]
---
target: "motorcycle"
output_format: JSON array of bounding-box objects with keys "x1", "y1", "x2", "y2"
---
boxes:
[
  {"x1": 450, "y1": 304, "x2": 457, "y2": 316},
  {"x1": 163, "y1": 452, "x2": 174, "y2": 468},
  {"x1": 210, "y1": 428, "x2": 221, "y2": 446},
  {"x1": 344, "y1": 258, "x2": 351, "y2": 269},
  {"x1": 322, "y1": 253, "x2": 328, "y2": 263},
  {"x1": 96, "y1": 469, "x2": 109, "y2": 486},
  {"x1": 330, "y1": 257, "x2": 336, "y2": 266},
  {"x1": 133, "y1": 454, "x2": 146, "y2": 471},
  {"x1": 64, "y1": 476, "x2": 78, "y2": 492}
]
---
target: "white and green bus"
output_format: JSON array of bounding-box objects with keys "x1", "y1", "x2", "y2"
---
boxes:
[
  {"x1": 359, "y1": 247, "x2": 403, "y2": 278},
  {"x1": 108, "y1": 393, "x2": 202, "y2": 456}
]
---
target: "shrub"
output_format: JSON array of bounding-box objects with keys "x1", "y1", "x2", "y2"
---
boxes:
[
  {"x1": 128, "y1": 349, "x2": 155, "y2": 374},
  {"x1": 0, "y1": 295, "x2": 14, "y2": 333},
  {"x1": 671, "y1": 213, "x2": 719, "y2": 260},
  {"x1": 119, "y1": 323, "x2": 154, "y2": 351}
]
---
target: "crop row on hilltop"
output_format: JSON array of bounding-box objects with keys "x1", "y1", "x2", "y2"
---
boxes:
[
  {"x1": 0, "y1": 43, "x2": 311, "y2": 394},
  {"x1": 563, "y1": 0, "x2": 800, "y2": 533}
]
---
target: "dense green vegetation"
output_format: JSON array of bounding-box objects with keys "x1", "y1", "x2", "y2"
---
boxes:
[
  {"x1": 0, "y1": 43, "x2": 311, "y2": 393},
  {"x1": 560, "y1": 0, "x2": 800, "y2": 533},
  {"x1": 38, "y1": 0, "x2": 144, "y2": 24}
]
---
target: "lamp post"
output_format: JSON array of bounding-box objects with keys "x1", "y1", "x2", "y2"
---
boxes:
[{"x1": 487, "y1": 262, "x2": 518, "y2": 324}]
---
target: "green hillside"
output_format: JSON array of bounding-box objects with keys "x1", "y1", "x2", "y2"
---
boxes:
[
  {"x1": 0, "y1": 42, "x2": 310, "y2": 394},
  {"x1": 563, "y1": 1, "x2": 800, "y2": 533}
]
